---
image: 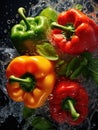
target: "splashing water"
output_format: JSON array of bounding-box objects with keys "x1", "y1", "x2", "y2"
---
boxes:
[{"x1": 0, "y1": 0, "x2": 98, "y2": 130}]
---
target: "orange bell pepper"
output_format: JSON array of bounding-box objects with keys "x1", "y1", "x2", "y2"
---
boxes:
[{"x1": 6, "y1": 55, "x2": 56, "y2": 108}]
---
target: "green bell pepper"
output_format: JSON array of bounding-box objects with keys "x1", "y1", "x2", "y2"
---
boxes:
[{"x1": 11, "y1": 7, "x2": 50, "y2": 55}]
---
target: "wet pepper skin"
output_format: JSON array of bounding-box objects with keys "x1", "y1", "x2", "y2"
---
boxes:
[
  {"x1": 11, "y1": 7, "x2": 50, "y2": 55},
  {"x1": 6, "y1": 56, "x2": 56, "y2": 108},
  {"x1": 51, "y1": 8, "x2": 98, "y2": 55},
  {"x1": 48, "y1": 77, "x2": 89, "y2": 126}
]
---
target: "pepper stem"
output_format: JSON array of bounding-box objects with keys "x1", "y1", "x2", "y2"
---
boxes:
[
  {"x1": 18, "y1": 7, "x2": 30, "y2": 30},
  {"x1": 51, "y1": 22, "x2": 75, "y2": 39},
  {"x1": 62, "y1": 98, "x2": 80, "y2": 120},
  {"x1": 9, "y1": 73, "x2": 36, "y2": 92},
  {"x1": 51, "y1": 22, "x2": 75, "y2": 33}
]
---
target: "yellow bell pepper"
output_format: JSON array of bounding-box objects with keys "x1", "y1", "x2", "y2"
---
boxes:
[{"x1": 6, "y1": 55, "x2": 56, "y2": 108}]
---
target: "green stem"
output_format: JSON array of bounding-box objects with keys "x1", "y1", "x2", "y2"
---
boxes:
[
  {"x1": 66, "y1": 57, "x2": 80, "y2": 77},
  {"x1": 9, "y1": 73, "x2": 36, "y2": 92},
  {"x1": 62, "y1": 98, "x2": 80, "y2": 120},
  {"x1": 70, "y1": 57, "x2": 88, "y2": 79},
  {"x1": 70, "y1": 65, "x2": 83, "y2": 79},
  {"x1": 51, "y1": 22, "x2": 75, "y2": 33},
  {"x1": 18, "y1": 7, "x2": 30, "y2": 30}
]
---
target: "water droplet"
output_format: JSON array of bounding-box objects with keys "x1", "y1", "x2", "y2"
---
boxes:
[
  {"x1": 7, "y1": 20, "x2": 11, "y2": 24},
  {"x1": 29, "y1": 2, "x2": 32, "y2": 5},
  {"x1": 11, "y1": 19, "x2": 15, "y2": 24},
  {"x1": 4, "y1": 29, "x2": 8, "y2": 34},
  {"x1": 10, "y1": 8, "x2": 13, "y2": 12},
  {"x1": 16, "y1": 14, "x2": 19, "y2": 19},
  {"x1": 5, "y1": 12, "x2": 8, "y2": 15}
]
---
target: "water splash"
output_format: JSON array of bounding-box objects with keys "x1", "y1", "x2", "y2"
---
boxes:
[{"x1": 0, "y1": 0, "x2": 98, "y2": 129}]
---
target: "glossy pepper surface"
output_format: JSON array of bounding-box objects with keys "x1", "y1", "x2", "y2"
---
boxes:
[
  {"x1": 6, "y1": 55, "x2": 56, "y2": 108},
  {"x1": 48, "y1": 77, "x2": 88, "y2": 126},
  {"x1": 11, "y1": 7, "x2": 50, "y2": 55},
  {"x1": 50, "y1": 8, "x2": 98, "y2": 55}
]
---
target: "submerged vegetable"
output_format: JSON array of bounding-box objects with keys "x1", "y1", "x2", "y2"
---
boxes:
[
  {"x1": 48, "y1": 77, "x2": 89, "y2": 126},
  {"x1": 50, "y1": 8, "x2": 98, "y2": 55},
  {"x1": 11, "y1": 7, "x2": 50, "y2": 55},
  {"x1": 6, "y1": 55, "x2": 56, "y2": 108}
]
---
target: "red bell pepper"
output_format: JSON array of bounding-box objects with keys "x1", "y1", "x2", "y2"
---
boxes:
[
  {"x1": 48, "y1": 77, "x2": 89, "y2": 126},
  {"x1": 50, "y1": 8, "x2": 98, "y2": 55}
]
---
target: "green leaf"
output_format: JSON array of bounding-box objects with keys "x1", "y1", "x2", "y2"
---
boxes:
[
  {"x1": 81, "y1": 51, "x2": 92, "y2": 60},
  {"x1": 65, "y1": 57, "x2": 80, "y2": 77},
  {"x1": 91, "y1": 72, "x2": 98, "y2": 85},
  {"x1": 75, "y1": 4, "x2": 83, "y2": 11},
  {"x1": 81, "y1": 53, "x2": 98, "y2": 85},
  {"x1": 23, "y1": 106, "x2": 35, "y2": 118},
  {"x1": 88, "y1": 57, "x2": 98, "y2": 85},
  {"x1": 70, "y1": 65, "x2": 84, "y2": 79},
  {"x1": 39, "y1": 7, "x2": 58, "y2": 24},
  {"x1": 57, "y1": 62, "x2": 67, "y2": 75},
  {"x1": 36, "y1": 42, "x2": 59, "y2": 61},
  {"x1": 32, "y1": 116, "x2": 56, "y2": 130},
  {"x1": 88, "y1": 58, "x2": 98, "y2": 74},
  {"x1": 64, "y1": 52, "x2": 88, "y2": 79},
  {"x1": 82, "y1": 67, "x2": 91, "y2": 79}
]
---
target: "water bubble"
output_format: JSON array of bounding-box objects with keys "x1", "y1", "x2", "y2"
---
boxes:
[
  {"x1": 4, "y1": 29, "x2": 8, "y2": 34},
  {"x1": 10, "y1": 8, "x2": 13, "y2": 12},
  {"x1": 11, "y1": 19, "x2": 15, "y2": 24},
  {"x1": 24, "y1": 5, "x2": 27, "y2": 9},
  {"x1": 15, "y1": 14, "x2": 19, "y2": 19},
  {"x1": 29, "y1": 2, "x2": 32, "y2": 5},
  {"x1": 7, "y1": 20, "x2": 11, "y2": 24},
  {"x1": 5, "y1": 12, "x2": 8, "y2": 15}
]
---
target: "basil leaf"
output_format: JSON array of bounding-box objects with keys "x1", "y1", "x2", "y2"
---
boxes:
[
  {"x1": 23, "y1": 106, "x2": 35, "y2": 118},
  {"x1": 57, "y1": 62, "x2": 67, "y2": 75},
  {"x1": 88, "y1": 58, "x2": 98, "y2": 74},
  {"x1": 32, "y1": 116, "x2": 56, "y2": 130},
  {"x1": 75, "y1": 4, "x2": 83, "y2": 11},
  {"x1": 39, "y1": 7, "x2": 58, "y2": 24},
  {"x1": 88, "y1": 57, "x2": 98, "y2": 85},
  {"x1": 36, "y1": 42, "x2": 59, "y2": 61}
]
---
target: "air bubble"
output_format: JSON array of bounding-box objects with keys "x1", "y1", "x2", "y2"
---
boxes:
[
  {"x1": 4, "y1": 29, "x2": 8, "y2": 34},
  {"x1": 10, "y1": 8, "x2": 13, "y2": 12},
  {"x1": 5, "y1": 12, "x2": 8, "y2": 15},
  {"x1": 16, "y1": 14, "x2": 19, "y2": 19},
  {"x1": 7, "y1": 20, "x2": 11, "y2": 24},
  {"x1": 11, "y1": 19, "x2": 15, "y2": 24},
  {"x1": 29, "y1": 2, "x2": 32, "y2": 5}
]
